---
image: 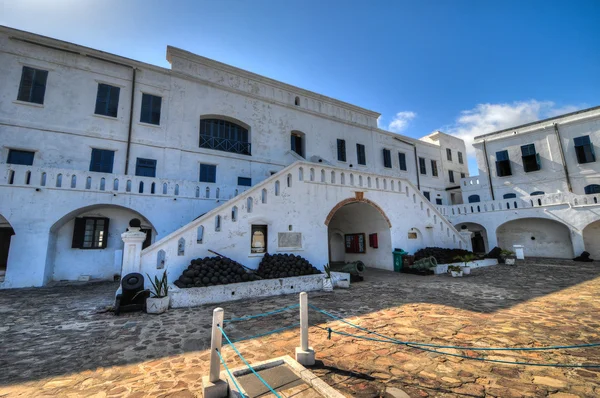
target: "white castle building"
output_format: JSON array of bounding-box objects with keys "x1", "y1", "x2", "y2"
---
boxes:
[{"x1": 0, "y1": 26, "x2": 598, "y2": 289}]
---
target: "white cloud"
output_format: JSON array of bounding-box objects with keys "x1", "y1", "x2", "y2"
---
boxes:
[
  {"x1": 444, "y1": 100, "x2": 585, "y2": 158},
  {"x1": 387, "y1": 111, "x2": 417, "y2": 133}
]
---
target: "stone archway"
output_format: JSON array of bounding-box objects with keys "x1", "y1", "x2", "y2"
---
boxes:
[
  {"x1": 326, "y1": 198, "x2": 393, "y2": 270},
  {"x1": 583, "y1": 219, "x2": 600, "y2": 260},
  {"x1": 496, "y1": 218, "x2": 573, "y2": 258},
  {"x1": 455, "y1": 222, "x2": 489, "y2": 254},
  {"x1": 0, "y1": 214, "x2": 15, "y2": 283}
]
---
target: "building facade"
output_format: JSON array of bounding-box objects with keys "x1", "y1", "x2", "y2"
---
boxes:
[{"x1": 0, "y1": 26, "x2": 468, "y2": 288}]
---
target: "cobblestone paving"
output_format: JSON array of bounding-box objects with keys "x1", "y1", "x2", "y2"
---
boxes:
[{"x1": 0, "y1": 260, "x2": 599, "y2": 397}]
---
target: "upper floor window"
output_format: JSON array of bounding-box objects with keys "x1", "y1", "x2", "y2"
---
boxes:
[
  {"x1": 418, "y1": 157, "x2": 426, "y2": 175},
  {"x1": 337, "y1": 139, "x2": 346, "y2": 162},
  {"x1": 495, "y1": 150, "x2": 512, "y2": 177},
  {"x1": 238, "y1": 177, "x2": 252, "y2": 186},
  {"x1": 503, "y1": 193, "x2": 517, "y2": 199},
  {"x1": 135, "y1": 158, "x2": 156, "y2": 177},
  {"x1": 17, "y1": 66, "x2": 48, "y2": 105},
  {"x1": 521, "y1": 144, "x2": 541, "y2": 172},
  {"x1": 574, "y1": 136, "x2": 595, "y2": 164},
  {"x1": 448, "y1": 170, "x2": 455, "y2": 183},
  {"x1": 383, "y1": 149, "x2": 392, "y2": 168},
  {"x1": 468, "y1": 194, "x2": 480, "y2": 203},
  {"x1": 446, "y1": 148, "x2": 452, "y2": 161},
  {"x1": 461, "y1": 172, "x2": 466, "y2": 178},
  {"x1": 530, "y1": 191, "x2": 545, "y2": 196},
  {"x1": 95, "y1": 83, "x2": 120, "y2": 118},
  {"x1": 7, "y1": 149, "x2": 35, "y2": 166},
  {"x1": 431, "y1": 160, "x2": 438, "y2": 177},
  {"x1": 435, "y1": 198, "x2": 443, "y2": 205},
  {"x1": 423, "y1": 191, "x2": 430, "y2": 200},
  {"x1": 356, "y1": 144, "x2": 366, "y2": 165},
  {"x1": 140, "y1": 93, "x2": 162, "y2": 125},
  {"x1": 89, "y1": 149, "x2": 114, "y2": 173},
  {"x1": 291, "y1": 131, "x2": 304, "y2": 158},
  {"x1": 199, "y1": 164, "x2": 217, "y2": 183},
  {"x1": 584, "y1": 184, "x2": 600, "y2": 194},
  {"x1": 200, "y1": 118, "x2": 250, "y2": 155},
  {"x1": 458, "y1": 151, "x2": 464, "y2": 164},
  {"x1": 72, "y1": 217, "x2": 109, "y2": 249},
  {"x1": 398, "y1": 152, "x2": 407, "y2": 171}
]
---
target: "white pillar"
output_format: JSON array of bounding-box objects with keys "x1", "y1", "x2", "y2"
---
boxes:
[
  {"x1": 120, "y1": 226, "x2": 147, "y2": 276},
  {"x1": 459, "y1": 230, "x2": 473, "y2": 251},
  {"x1": 295, "y1": 292, "x2": 315, "y2": 365},
  {"x1": 203, "y1": 307, "x2": 228, "y2": 398},
  {"x1": 571, "y1": 229, "x2": 585, "y2": 257}
]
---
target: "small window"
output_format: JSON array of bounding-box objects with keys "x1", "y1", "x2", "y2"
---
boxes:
[
  {"x1": 89, "y1": 149, "x2": 115, "y2": 173},
  {"x1": 503, "y1": 193, "x2": 517, "y2": 199},
  {"x1": 7, "y1": 149, "x2": 35, "y2": 165},
  {"x1": 398, "y1": 152, "x2": 407, "y2": 171},
  {"x1": 448, "y1": 170, "x2": 455, "y2": 183},
  {"x1": 356, "y1": 144, "x2": 366, "y2": 165},
  {"x1": 418, "y1": 157, "x2": 426, "y2": 175},
  {"x1": 135, "y1": 158, "x2": 156, "y2": 177},
  {"x1": 200, "y1": 118, "x2": 251, "y2": 155},
  {"x1": 461, "y1": 172, "x2": 466, "y2": 178},
  {"x1": 337, "y1": 139, "x2": 346, "y2": 162},
  {"x1": 71, "y1": 217, "x2": 109, "y2": 249},
  {"x1": 251, "y1": 225, "x2": 268, "y2": 253},
  {"x1": 140, "y1": 93, "x2": 162, "y2": 125},
  {"x1": 468, "y1": 194, "x2": 480, "y2": 203},
  {"x1": 291, "y1": 132, "x2": 304, "y2": 158},
  {"x1": 294, "y1": 96, "x2": 300, "y2": 106},
  {"x1": 431, "y1": 160, "x2": 438, "y2": 177},
  {"x1": 95, "y1": 83, "x2": 120, "y2": 117},
  {"x1": 521, "y1": 144, "x2": 541, "y2": 172},
  {"x1": 383, "y1": 149, "x2": 392, "y2": 168},
  {"x1": 423, "y1": 191, "x2": 430, "y2": 200},
  {"x1": 584, "y1": 184, "x2": 600, "y2": 194},
  {"x1": 17, "y1": 66, "x2": 48, "y2": 104},
  {"x1": 238, "y1": 177, "x2": 252, "y2": 186},
  {"x1": 200, "y1": 164, "x2": 217, "y2": 183},
  {"x1": 574, "y1": 136, "x2": 595, "y2": 164},
  {"x1": 446, "y1": 148, "x2": 452, "y2": 161},
  {"x1": 458, "y1": 151, "x2": 464, "y2": 164},
  {"x1": 435, "y1": 198, "x2": 443, "y2": 205},
  {"x1": 495, "y1": 150, "x2": 512, "y2": 177},
  {"x1": 530, "y1": 191, "x2": 545, "y2": 196}
]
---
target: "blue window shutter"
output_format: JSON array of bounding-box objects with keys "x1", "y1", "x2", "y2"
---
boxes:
[
  {"x1": 17, "y1": 67, "x2": 35, "y2": 102},
  {"x1": 152, "y1": 96, "x2": 162, "y2": 124},
  {"x1": 141, "y1": 94, "x2": 151, "y2": 123},
  {"x1": 32, "y1": 69, "x2": 48, "y2": 104},
  {"x1": 108, "y1": 86, "x2": 120, "y2": 117}
]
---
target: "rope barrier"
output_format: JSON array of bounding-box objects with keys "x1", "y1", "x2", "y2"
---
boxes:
[
  {"x1": 219, "y1": 325, "x2": 282, "y2": 398},
  {"x1": 229, "y1": 323, "x2": 300, "y2": 344},
  {"x1": 223, "y1": 304, "x2": 299, "y2": 323},
  {"x1": 308, "y1": 304, "x2": 600, "y2": 352},
  {"x1": 216, "y1": 348, "x2": 244, "y2": 394}
]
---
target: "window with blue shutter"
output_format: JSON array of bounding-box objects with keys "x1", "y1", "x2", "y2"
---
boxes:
[
  {"x1": 418, "y1": 157, "x2": 426, "y2": 174},
  {"x1": 383, "y1": 149, "x2": 392, "y2": 168},
  {"x1": 584, "y1": 184, "x2": 600, "y2": 194},
  {"x1": 89, "y1": 149, "x2": 115, "y2": 173},
  {"x1": 503, "y1": 193, "x2": 517, "y2": 199},
  {"x1": 140, "y1": 93, "x2": 162, "y2": 125},
  {"x1": 199, "y1": 164, "x2": 217, "y2": 183},
  {"x1": 95, "y1": 83, "x2": 120, "y2": 117},
  {"x1": 446, "y1": 148, "x2": 452, "y2": 161},
  {"x1": 468, "y1": 194, "x2": 481, "y2": 203},
  {"x1": 7, "y1": 149, "x2": 35, "y2": 166},
  {"x1": 398, "y1": 152, "x2": 407, "y2": 171},
  {"x1": 17, "y1": 66, "x2": 48, "y2": 104},
  {"x1": 435, "y1": 198, "x2": 443, "y2": 205},
  {"x1": 337, "y1": 139, "x2": 346, "y2": 162},
  {"x1": 458, "y1": 151, "x2": 464, "y2": 164},
  {"x1": 574, "y1": 136, "x2": 595, "y2": 164},
  {"x1": 495, "y1": 150, "x2": 512, "y2": 177},
  {"x1": 135, "y1": 158, "x2": 156, "y2": 177},
  {"x1": 423, "y1": 191, "x2": 430, "y2": 200},
  {"x1": 521, "y1": 144, "x2": 541, "y2": 172},
  {"x1": 448, "y1": 170, "x2": 455, "y2": 183},
  {"x1": 238, "y1": 177, "x2": 252, "y2": 186},
  {"x1": 431, "y1": 160, "x2": 438, "y2": 177},
  {"x1": 356, "y1": 144, "x2": 366, "y2": 165}
]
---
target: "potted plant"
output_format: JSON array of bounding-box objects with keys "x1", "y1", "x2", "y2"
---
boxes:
[
  {"x1": 322, "y1": 264, "x2": 334, "y2": 292},
  {"x1": 453, "y1": 253, "x2": 478, "y2": 275},
  {"x1": 137, "y1": 270, "x2": 170, "y2": 314},
  {"x1": 447, "y1": 265, "x2": 463, "y2": 277},
  {"x1": 499, "y1": 249, "x2": 516, "y2": 265}
]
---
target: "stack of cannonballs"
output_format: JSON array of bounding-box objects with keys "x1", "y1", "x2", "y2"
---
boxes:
[
  {"x1": 256, "y1": 253, "x2": 321, "y2": 279},
  {"x1": 174, "y1": 256, "x2": 261, "y2": 288}
]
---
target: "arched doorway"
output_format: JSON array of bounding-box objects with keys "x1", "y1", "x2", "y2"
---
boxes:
[
  {"x1": 496, "y1": 218, "x2": 573, "y2": 258},
  {"x1": 0, "y1": 214, "x2": 15, "y2": 283},
  {"x1": 47, "y1": 205, "x2": 155, "y2": 283},
  {"x1": 583, "y1": 220, "x2": 600, "y2": 260},
  {"x1": 325, "y1": 199, "x2": 392, "y2": 270},
  {"x1": 455, "y1": 222, "x2": 489, "y2": 254}
]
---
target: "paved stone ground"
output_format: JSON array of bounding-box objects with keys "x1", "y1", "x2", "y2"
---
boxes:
[{"x1": 0, "y1": 260, "x2": 599, "y2": 397}]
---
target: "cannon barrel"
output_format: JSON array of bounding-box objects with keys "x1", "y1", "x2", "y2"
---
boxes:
[
  {"x1": 412, "y1": 256, "x2": 438, "y2": 270},
  {"x1": 329, "y1": 261, "x2": 365, "y2": 275}
]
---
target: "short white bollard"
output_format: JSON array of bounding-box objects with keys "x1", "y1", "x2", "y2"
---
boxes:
[
  {"x1": 295, "y1": 292, "x2": 316, "y2": 365},
  {"x1": 202, "y1": 307, "x2": 228, "y2": 398}
]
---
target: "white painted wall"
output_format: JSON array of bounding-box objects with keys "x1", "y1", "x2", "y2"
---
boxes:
[
  {"x1": 582, "y1": 220, "x2": 600, "y2": 260},
  {"x1": 497, "y1": 218, "x2": 573, "y2": 258}
]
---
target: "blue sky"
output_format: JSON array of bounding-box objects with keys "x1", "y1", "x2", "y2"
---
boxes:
[{"x1": 2, "y1": 0, "x2": 599, "y2": 174}]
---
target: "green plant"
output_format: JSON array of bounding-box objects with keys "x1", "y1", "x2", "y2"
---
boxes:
[
  {"x1": 134, "y1": 270, "x2": 169, "y2": 299},
  {"x1": 323, "y1": 264, "x2": 332, "y2": 279},
  {"x1": 447, "y1": 265, "x2": 462, "y2": 273},
  {"x1": 453, "y1": 253, "x2": 478, "y2": 267},
  {"x1": 500, "y1": 249, "x2": 514, "y2": 257}
]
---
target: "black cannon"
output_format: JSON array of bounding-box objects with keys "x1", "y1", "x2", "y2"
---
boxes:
[{"x1": 114, "y1": 272, "x2": 149, "y2": 315}]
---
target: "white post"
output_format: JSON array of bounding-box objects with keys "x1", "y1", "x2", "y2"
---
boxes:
[
  {"x1": 295, "y1": 292, "x2": 315, "y2": 365},
  {"x1": 203, "y1": 307, "x2": 228, "y2": 398},
  {"x1": 115, "y1": 224, "x2": 147, "y2": 298}
]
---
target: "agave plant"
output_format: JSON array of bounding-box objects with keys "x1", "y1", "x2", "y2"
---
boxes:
[
  {"x1": 323, "y1": 264, "x2": 332, "y2": 279},
  {"x1": 134, "y1": 270, "x2": 169, "y2": 299},
  {"x1": 453, "y1": 253, "x2": 478, "y2": 267}
]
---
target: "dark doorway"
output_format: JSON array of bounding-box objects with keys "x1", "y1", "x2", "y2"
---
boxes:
[
  {"x1": 141, "y1": 228, "x2": 152, "y2": 250},
  {"x1": 472, "y1": 231, "x2": 485, "y2": 253},
  {"x1": 0, "y1": 227, "x2": 15, "y2": 280}
]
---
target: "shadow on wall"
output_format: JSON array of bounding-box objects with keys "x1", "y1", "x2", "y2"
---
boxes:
[{"x1": 496, "y1": 218, "x2": 574, "y2": 259}]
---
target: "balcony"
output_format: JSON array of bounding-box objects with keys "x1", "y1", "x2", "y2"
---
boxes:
[{"x1": 199, "y1": 134, "x2": 251, "y2": 156}]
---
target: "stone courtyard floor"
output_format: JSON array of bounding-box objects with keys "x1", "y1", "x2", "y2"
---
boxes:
[{"x1": 1, "y1": 259, "x2": 600, "y2": 397}]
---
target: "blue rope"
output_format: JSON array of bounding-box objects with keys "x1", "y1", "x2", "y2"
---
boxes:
[
  {"x1": 314, "y1": 325, "x2": 600, "y2": 368},
  {"x1": 216, "y1": 348, "x2": 244, "y2": 395},
  {"x1": 309, "y1": 304, "x2": 600, "y2": 351},
  {"x1": 224, "y1": 304, "x2": 299, "y2": 323},
  {"x1": 230, "y1": 323, "x2": 300, "y2": 344},
  {"x1": 219, "y1": 326, "x2": 282, "y2": 398}
]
